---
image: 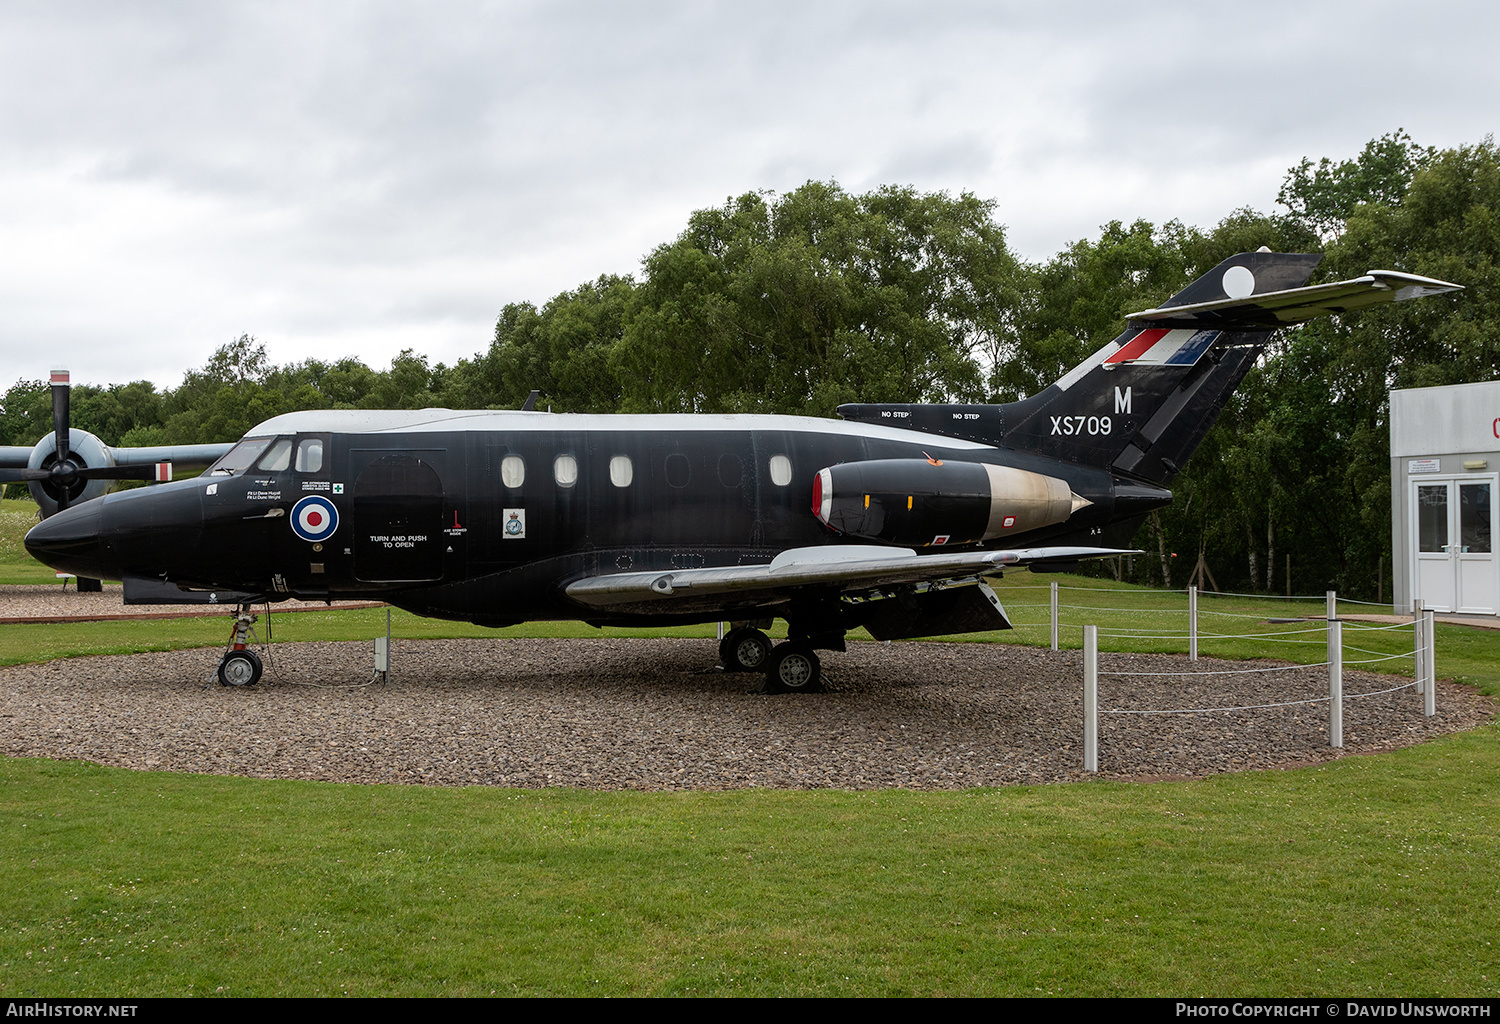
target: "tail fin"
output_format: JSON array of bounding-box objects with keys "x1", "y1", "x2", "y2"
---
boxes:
[{"x1": 839, "y1": 251, "x2": 1460, "y2": 485}]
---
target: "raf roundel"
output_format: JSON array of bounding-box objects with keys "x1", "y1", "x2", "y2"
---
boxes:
[{"x1": 291, "y1": 495, "x2": 339, "y2": 543}]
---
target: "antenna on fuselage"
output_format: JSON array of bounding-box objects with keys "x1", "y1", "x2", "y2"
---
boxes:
[{"x1": 521, "y1": 390, "x2": 540, "y2": 411}]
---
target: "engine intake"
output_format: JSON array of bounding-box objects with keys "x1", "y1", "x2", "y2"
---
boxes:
[{"x1": 812, "y1": 458, "x2": 1087, "y2": 547}]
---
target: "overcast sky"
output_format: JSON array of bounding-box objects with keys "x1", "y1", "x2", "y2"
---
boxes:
[{"x1": 1, "y1": 0, "x2": 1494, "y2": 393}]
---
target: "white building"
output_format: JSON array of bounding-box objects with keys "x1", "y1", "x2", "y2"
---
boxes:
[{"x1": 1390, "y1": 380, "x2": 1500, "y2": 615}]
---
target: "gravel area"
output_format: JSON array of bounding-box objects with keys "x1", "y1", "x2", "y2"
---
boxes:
[{"x1": 0, "y1": 637, "x2": 1489, "y2": 789}]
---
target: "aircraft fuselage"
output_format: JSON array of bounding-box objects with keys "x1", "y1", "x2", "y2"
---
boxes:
[{"x1": 28, "y1": 410, "x2": 1162, "y2": 628}]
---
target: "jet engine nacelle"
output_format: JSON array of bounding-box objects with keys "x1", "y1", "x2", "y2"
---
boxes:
[
  {"x1": 812, "y1": 458, "x2": 1087, "y2": 547},
  {"x1": 26, "y1": 429, "x2": 115, "y2": 518}
]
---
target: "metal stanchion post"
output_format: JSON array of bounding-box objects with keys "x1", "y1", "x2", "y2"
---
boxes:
[
  {"x1": 1328, "y1": 619, "x2": 1342, "y2": 748},
  {"x1": 1083, "y1": 624, "x2": 1097, "y2": 773},
  {"x1": 1189, "y1": 584, "x2": 1198, "y2": 662},
  {"x1": 1424, "y1": 609, "x2": 1437, "y2": 717},
  {"x1": 1414, "y1": 599, "x2": 1425, "y2": 696},
  {"x1": 1050, "y1": 580, "x2": 1059, "y2": 652}
]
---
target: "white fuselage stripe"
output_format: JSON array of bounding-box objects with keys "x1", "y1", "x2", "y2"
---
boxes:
[{"x1": 243, "y1": 409, "x2": 997, "y2": 450}]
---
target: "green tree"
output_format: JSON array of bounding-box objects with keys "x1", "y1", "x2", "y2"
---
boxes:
[
  {"x1": 480, "y1": 275, "x2": 635, "y2": 413},
  {"x1": 614, "y1": 182, "x2": 1020, "y2": 415},
  {"x1": 1278, "y1": 129, "x2": 1434, "y2": 242}
]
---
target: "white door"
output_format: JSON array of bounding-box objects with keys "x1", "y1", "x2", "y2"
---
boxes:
[{"x1": 1412, "y1": 475, "x2": 1498, "y2": 614}]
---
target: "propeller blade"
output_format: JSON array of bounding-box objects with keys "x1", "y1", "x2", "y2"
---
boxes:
[
  {"x1": 0, "y1": 468, "x2": 52, "y2": 483},
  {"x1": 50, "y1": 369, "x2": 69, "y2": 468}
]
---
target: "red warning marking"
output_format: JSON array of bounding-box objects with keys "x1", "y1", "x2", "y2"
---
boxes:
[{"x1": 1105, "y1": 328, "x2": 1170, "y2": 364}]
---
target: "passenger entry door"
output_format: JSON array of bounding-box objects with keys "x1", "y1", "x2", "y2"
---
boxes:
[{"x1": 349, "y1": 449, "x2": 462, "y2": 583}]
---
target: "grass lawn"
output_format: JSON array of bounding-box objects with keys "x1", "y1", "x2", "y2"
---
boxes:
[
  {"x1": 0, "y1": 498, "x2": 58, "y2": 585},
  {"x1": 2, "y1": 499, "x2": 1497, "y2": 996}
]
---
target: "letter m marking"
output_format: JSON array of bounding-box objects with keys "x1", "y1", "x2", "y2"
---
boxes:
[{"x1": 1114, "y1": 386, "x2": 1132, "y2": 414}]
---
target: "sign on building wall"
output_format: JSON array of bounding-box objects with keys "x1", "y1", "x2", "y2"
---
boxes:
[{"x1": 1392, "y1": 380, "x2": 1500, "y2": 457}]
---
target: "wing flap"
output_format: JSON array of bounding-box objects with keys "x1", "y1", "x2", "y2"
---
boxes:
[{"x1": 564, "y1": 544, "x2": 1134, "y2": 613}]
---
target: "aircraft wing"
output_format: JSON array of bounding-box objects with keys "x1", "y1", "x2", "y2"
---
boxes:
[
  {"x1": 109, "y1": 443, "x2": 235, "y2": 468},
  {"x1": 564, "y1": 543, "x2": 1134, "y2": 617},
  {"x1": 0, "y1": 447, "x2": 34, "y2": 469},
  {"x1": 1127, "y1": 270, "x2": 1462, "y2": 328}
]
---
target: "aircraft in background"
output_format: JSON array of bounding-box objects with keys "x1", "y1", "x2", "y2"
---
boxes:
[
  {"x1": 1, "y1": 371, "x2": 233, "y2": 590},
  {"x1": 24, "y1": 252, "x2": 1461, "y2": 687}
]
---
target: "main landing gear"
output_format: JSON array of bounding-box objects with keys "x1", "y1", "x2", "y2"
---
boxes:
[
  {"x1": 718, "y1": 614, "x2": 839, "y2": 694},
  {"x1": 217, "y1": 604, "x2": 264, "y2": 686},
  {"x1": 719, "y1": 626, "x2": 773, "y2": 673},
  {"x1": 765, "y1": 642, "x2": 821, "y2": 693}
]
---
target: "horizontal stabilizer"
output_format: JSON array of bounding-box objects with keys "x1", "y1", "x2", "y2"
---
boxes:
[{"x1": 1127, "y1": 270, "x2": 1462, "y2": 328}]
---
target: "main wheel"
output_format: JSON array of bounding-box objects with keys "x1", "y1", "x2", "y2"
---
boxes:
[
  {"x1": 765, "y1": 643, "x2": 821, "y2": 693},
  {"x1": 218, "y1": 649, "x2": 263, "y2": 687},
  {"x1": 719, "y1": 627, "x2": 772, "y2": 672}
]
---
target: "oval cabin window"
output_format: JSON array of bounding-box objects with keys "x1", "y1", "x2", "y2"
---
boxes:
[
  {"x1": 501, "y1": 455, "x2": 525, "y2": 489},
  {"x1": 665, "y1": 453, "x2": 690, "y2": 488},
  {"x1": 769, "y1": 454, "x2": 792, "y2": 487},
  {"x1": 610, "y1": 455, "x2": 633, "y2": 488},
  {"x1": 718, "y1": 453, "x2": 742, "y2": 488},
  {"x1": 554, "y1": 454, "x2": 578, "y2": 488}
]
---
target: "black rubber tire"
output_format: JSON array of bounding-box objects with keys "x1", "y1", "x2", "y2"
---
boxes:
[
  {"x1": 719, "y1": 627, "x2": 772, "y2": 672},
  {"x1": 765, "y1": 643, "x2": 822, "y2": 693},
  {"x1": 218, "y1": 649, "x2": 263, "y2": 687}
]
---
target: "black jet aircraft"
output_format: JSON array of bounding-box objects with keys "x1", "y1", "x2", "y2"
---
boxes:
[{"x1": 24, "y1": 251, "x2": 1461, "y2": 690}]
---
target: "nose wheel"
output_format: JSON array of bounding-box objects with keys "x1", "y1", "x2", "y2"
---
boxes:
[{"x1": 218, "y1": 649, "x2": 263, "y2": 686}]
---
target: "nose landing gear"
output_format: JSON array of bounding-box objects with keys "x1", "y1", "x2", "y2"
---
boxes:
[{"x1": 216, "y1": 604, "x2": 264, "y2": 686}]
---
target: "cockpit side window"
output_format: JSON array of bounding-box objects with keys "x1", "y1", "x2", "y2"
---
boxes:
[
  {"x1": 295, "y1": 438, "x2": 324, "y2": 474},
  {"x1": 255, "y1": 438, "x2": 294, "y2": 472},
  {"x1": 208, "y1": 437, "x2": 273, "y2": 476}
]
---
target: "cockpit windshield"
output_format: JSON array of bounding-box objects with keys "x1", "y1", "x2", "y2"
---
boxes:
[
  {"x1": 255, "y1": 438, "x2": 294, "y2": 473},
  {"x1": 207, "y1": 437, "x2": 274, "y2": 476}
]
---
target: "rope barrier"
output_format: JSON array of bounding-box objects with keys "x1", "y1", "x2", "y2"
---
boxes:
[
  {"x1": 1345, "y1": 651, "x2": 1421, "y2": 666},
  {"x1": 1103, "y1": 694, "x2": 1333, "y2": 714},
  {"x1": 1079, "y1": 624, "x2": 1332, "y2": 640},
  {"x1": 1051, "y1": 584, "x2": 1394, "y2": 604},
  {"x1": 1102, "y1": 676, "x2": 1419, "y2": 716},
  {"x1": 1101, "y1": 660, "x2": 1330, "y2": 677}
]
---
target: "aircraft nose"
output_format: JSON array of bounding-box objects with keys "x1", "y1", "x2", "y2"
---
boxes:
[{"x1": 24, "y1": 499, "x2": 108, "y2": 579}]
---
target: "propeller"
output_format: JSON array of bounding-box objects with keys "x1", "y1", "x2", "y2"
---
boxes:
[{"x1": 0, "y1": 370, "x2": 173, "y2": 512}]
